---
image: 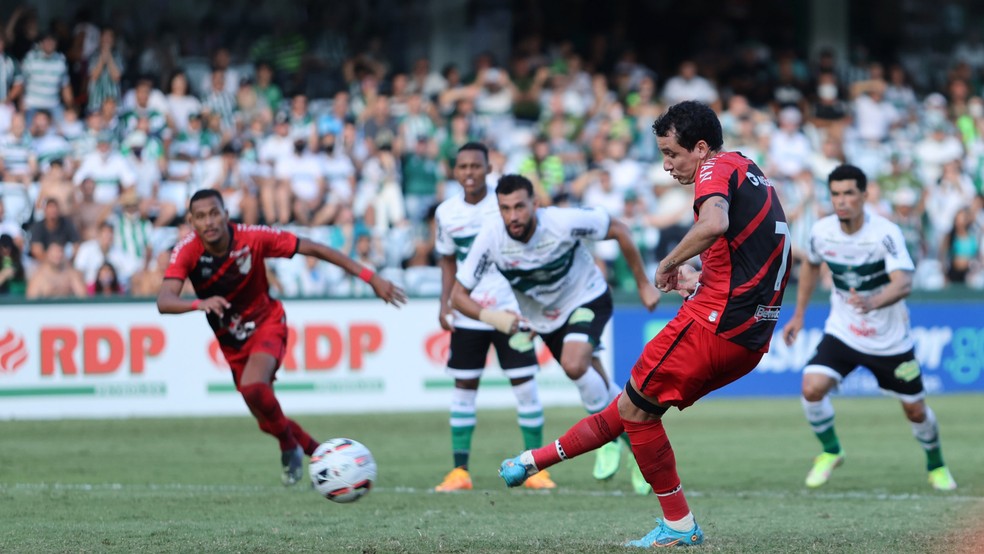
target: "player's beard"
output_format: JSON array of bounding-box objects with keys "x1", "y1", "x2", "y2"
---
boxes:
[{"x1": 506, "y1": 218, "x2": 534, "y2": 242}]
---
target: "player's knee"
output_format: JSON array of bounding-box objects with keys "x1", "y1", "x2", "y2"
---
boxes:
[
  {"x1": 902, "y1": 402, "x2": 926, "y2": 422},
  {"x1": 454, "y1": 378, "x2": 480, "y2": 391},
  {"x1": 801, "y1": 376, "x2": 830, "y2": 402},
  {"x1": 559, "y1": 355, "x2": 590, "y2": 379},
  {"x1": 239, "y1": 382, "x2": 273, "y2": 408}
]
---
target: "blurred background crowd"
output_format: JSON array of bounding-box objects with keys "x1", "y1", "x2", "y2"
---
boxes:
[{"x1": 1, "y1": 1, "x2": 983, "y2": 300}]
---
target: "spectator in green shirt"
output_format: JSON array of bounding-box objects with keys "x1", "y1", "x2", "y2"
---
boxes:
[
  {"x1": 517, "y1": 135, "x2": 565, "y2": 205},
  {"x1": 402, "y1": 136, "x2": 443, "y2": 223}
]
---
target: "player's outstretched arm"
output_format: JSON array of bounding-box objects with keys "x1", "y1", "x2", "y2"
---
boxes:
[
  {"x1": 156, "y1": 278, "x2": 229, "y2": 316},
  {"x1": 655, "y1": 197, "x2": 729, "y2": 292},
  {"x1": 606, "y1": 217, "x2": 660, "y2": 311},
  {"x1": 450, "y1": 279, "x2": 520, "y2": 334},
  {"x1": 782, "y1": 261, "x2": 821, "y2": 346},
  {"x1": 296, "y1": 238, "x2": 407, "y2": 307},
  {"x1": 847, "y1": 269, "x2": 912, "y2": 314}
]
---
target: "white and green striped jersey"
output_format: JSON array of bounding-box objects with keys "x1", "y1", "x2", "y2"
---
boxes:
[
  {"x1": 32, "y1": 132, "x2": 71, "y2": 168},
  {"x1": 111, "y1": 212, "x2": 153, "y2": 261},
  {"x1": 435, "y1": 188, "x2": 518, "y2": 331},
  {"x1": 807, "y1": 209, "x2": 915, "y2": 356},
  {"x1": 73, "y1": 151, "x2": 136, "y2": 205},
  {"x1": 119, "y1": 108, "x2": 168, "y2": 138},
  {"x1": 0, "y1": 132, "x2": 34, "y2": 173},
  {"x1": 457, "y1": 206, "x2": 610, "y2": 334},
  {"x1": 0, "y1": 54, "x2": 21, "y2": 101},
  {"x1": 21, "y1": 47, "x2": 68, "y2": 110}
]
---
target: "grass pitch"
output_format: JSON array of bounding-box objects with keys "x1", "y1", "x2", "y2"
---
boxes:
[{"x1": 2, "y1": 395, "x2": 982, "y2": 553}]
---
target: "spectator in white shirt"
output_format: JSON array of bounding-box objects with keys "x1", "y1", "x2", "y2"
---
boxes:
[
  {"x1": 915, "y1": 122, "x2": 965, "y2": 187},
  {"x1": 73, "y1": 221, "x2": 140, "y2": 287},
  {"x1": 258, "y1": 114, "x2": 293, "y2": 223},
  {"x1": 73, "y1": 133, "x2": 136, "y2": 207},
  {"x1": 768, "y1": 107, "x2": 813, "y2": 180},
  {"x1": 850, "y1": 78, "x2": 899, "y2": 142},
  {"x1": 165, "y1": 72, "x2": 201, "y2": 134},
  {"x1": 661, "y1": 60, "x2": 718, "y2": 107},
  {"x1": 275, "y1": 138, "x2": 326, "y2": 226}
]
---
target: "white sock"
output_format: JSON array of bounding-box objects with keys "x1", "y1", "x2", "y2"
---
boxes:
[
  {"x1": 664, "y1": 511, "x2": 696, "y2": 532},
  {"x1": 911, "y1": 406, "x2": 940, "y2": 449},
  {"x1": 511, "y1": 380, "x2": 544, "y2": 428},
  {"x1": 450, "y1": 388, "x2": 478, "y2": 428},
  {"x1": 607, "y1": 378, "x2": 621, "y2": 402},
  {"x1": 801, "y1": 396, "x2": 835, "y2": 433},
  {"x1": 574, "y1": 369, "x2": 610, "y2": 413}
]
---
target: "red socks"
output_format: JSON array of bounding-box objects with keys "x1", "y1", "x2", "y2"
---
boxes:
[
  {"x1": 239, "y1": 382, "x2": 298, "y2": 452},
  {"x1": 288, "y1": 419, "x2": 320, "y2": 456},
  {"x1": 531, "y1": 398, "x2": 623, "y2": 469},
  {"x1": 622, "y1": 418, "x2": 690, "y2": 521}
]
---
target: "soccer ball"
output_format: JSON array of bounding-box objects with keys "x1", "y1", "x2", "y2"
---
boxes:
[{"x1": 309, "y1": 438, "x2": 377, "y2": 503}]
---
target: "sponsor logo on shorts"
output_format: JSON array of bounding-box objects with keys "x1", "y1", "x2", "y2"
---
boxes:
[
  {"x1": 708, "y1": 310, "x2": 718, "y2": 322},
  {"x1": 507, "y1": 333, "x2": 535, "y2": 353},
  {"x1": 754, "y1": 305, "x2": 782, "y2": 321},
  {"x1": 894, "y1": 360, "x2": 921, "y2": 382},
  {"x1": 567, "y1": 307, "x2": 595, "y2": 325}
]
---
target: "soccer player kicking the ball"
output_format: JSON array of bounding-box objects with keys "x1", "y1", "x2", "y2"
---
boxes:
[
  {"x1": 157, "y1": 189, "x2": 406, "y2": 486},
  {"x1": 782, "y1": 164, "x2": 957, "y2": 491},
  {"x1": 498, "y1": 101, "x2": 791, "y2": 547},
  {"x1": 433, "y1": 143, "x2": 554, "y2": 492},
  {"x1": 452, "y1": 173, "x2": 660, "y2": 495}
]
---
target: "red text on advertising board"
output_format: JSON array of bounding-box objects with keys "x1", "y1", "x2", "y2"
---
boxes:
[
  {"x1": 41, "y1": 326, "x2": 166, "y2": 375},
  {"x1": 208, "y1": 323, "x2": 384, "y2": 371}
]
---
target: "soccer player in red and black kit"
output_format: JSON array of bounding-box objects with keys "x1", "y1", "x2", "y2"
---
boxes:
[
  {"x1": 157, "y1": 189, "x2": 406, "y2": 485},
  {"x1": 499, "y1": 101, "x2": 791, "y2": 547}
]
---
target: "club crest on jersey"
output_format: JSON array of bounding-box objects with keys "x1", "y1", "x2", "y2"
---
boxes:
[
  {"x1": 840, "y1": 269, "x2": 861, "y2": 289},
  {"x1": 228, "y1": 314, "x2": 256, "y2": 341},
  {"x1": 230, "y1": 245, "x2": 252, "y2": 274}
]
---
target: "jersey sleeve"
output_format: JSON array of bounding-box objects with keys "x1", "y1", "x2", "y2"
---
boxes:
[
  {"x1": 551, "y1": 206, "x2": 611, "y2": 240},
  {"x1": 455, "y1": 222, "x2": 497, "y2": 291},
  {"x1": 882, "y1": 223, "x2": 915, "y2": 273},
  {"x1": 163, "y1": 236, "x2": 197, "y2": 281},
  {"x1": 694, "y1": 156, "x2": 734, "y2": 208},
  {"x1": 434, "y1": 207, "x2": 455, "y2": 257},
  {"x1": 806, "y1": 227, "x2": 823, "y2": 265},
  {"x1": 256, "y1": 226, "x2": 300, "y2": 259}
]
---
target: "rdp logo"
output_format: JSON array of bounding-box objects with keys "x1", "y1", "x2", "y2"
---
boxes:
[
  {"x1": 0, "y1": 330, "x2": 28, "y2": 373},
  {"x1": 208, "y1": 323, "x2": 384, "y2": 371},
  {"x1": 40, "y1": 326, "x2": 166, "y2": 375}
]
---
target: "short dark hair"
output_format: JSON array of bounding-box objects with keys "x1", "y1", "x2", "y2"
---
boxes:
[
  {"x1": 457, "y1": 141, "x2": 489, "y2": 163},
  {"x1": 496, "y1": 174, "x2": 534, "y2": 197},
  {"x1": 651, "y1": 100, "x2": 723, "y2": 152},
  {"x1": 827, "y1": 164, "x2": 867, "y2": 192},
  {"x1": 189, "y1": 188, "x2": 224, "y2": 210}
]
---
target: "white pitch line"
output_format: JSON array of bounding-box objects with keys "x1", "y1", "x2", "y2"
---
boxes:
[{"x1": 1, "y1": 482, "x2": 980, "y2": 502}]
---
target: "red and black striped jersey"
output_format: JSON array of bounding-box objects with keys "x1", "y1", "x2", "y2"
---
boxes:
[
  {"x1": 681, "y1": 151, "x2": 791, "y2": 353},
  {"x1": 164, "y1": 224, "x2": 299, "y2": 348}
]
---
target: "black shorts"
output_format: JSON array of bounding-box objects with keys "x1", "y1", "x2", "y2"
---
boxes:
[
  {"x1": 539, "y1": 290, "x2": 613, "y2": 363},
  {"x1": 446, "y1": 327, "x2": 538, "y2": 380},
  {"x1": 805, "y1": 334, "x2": 925, "y2": 399}
]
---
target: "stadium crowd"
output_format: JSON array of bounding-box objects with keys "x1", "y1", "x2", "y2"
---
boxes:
[{"x1": 1, "y1": 5, "x2": 983, "y2": 300}]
